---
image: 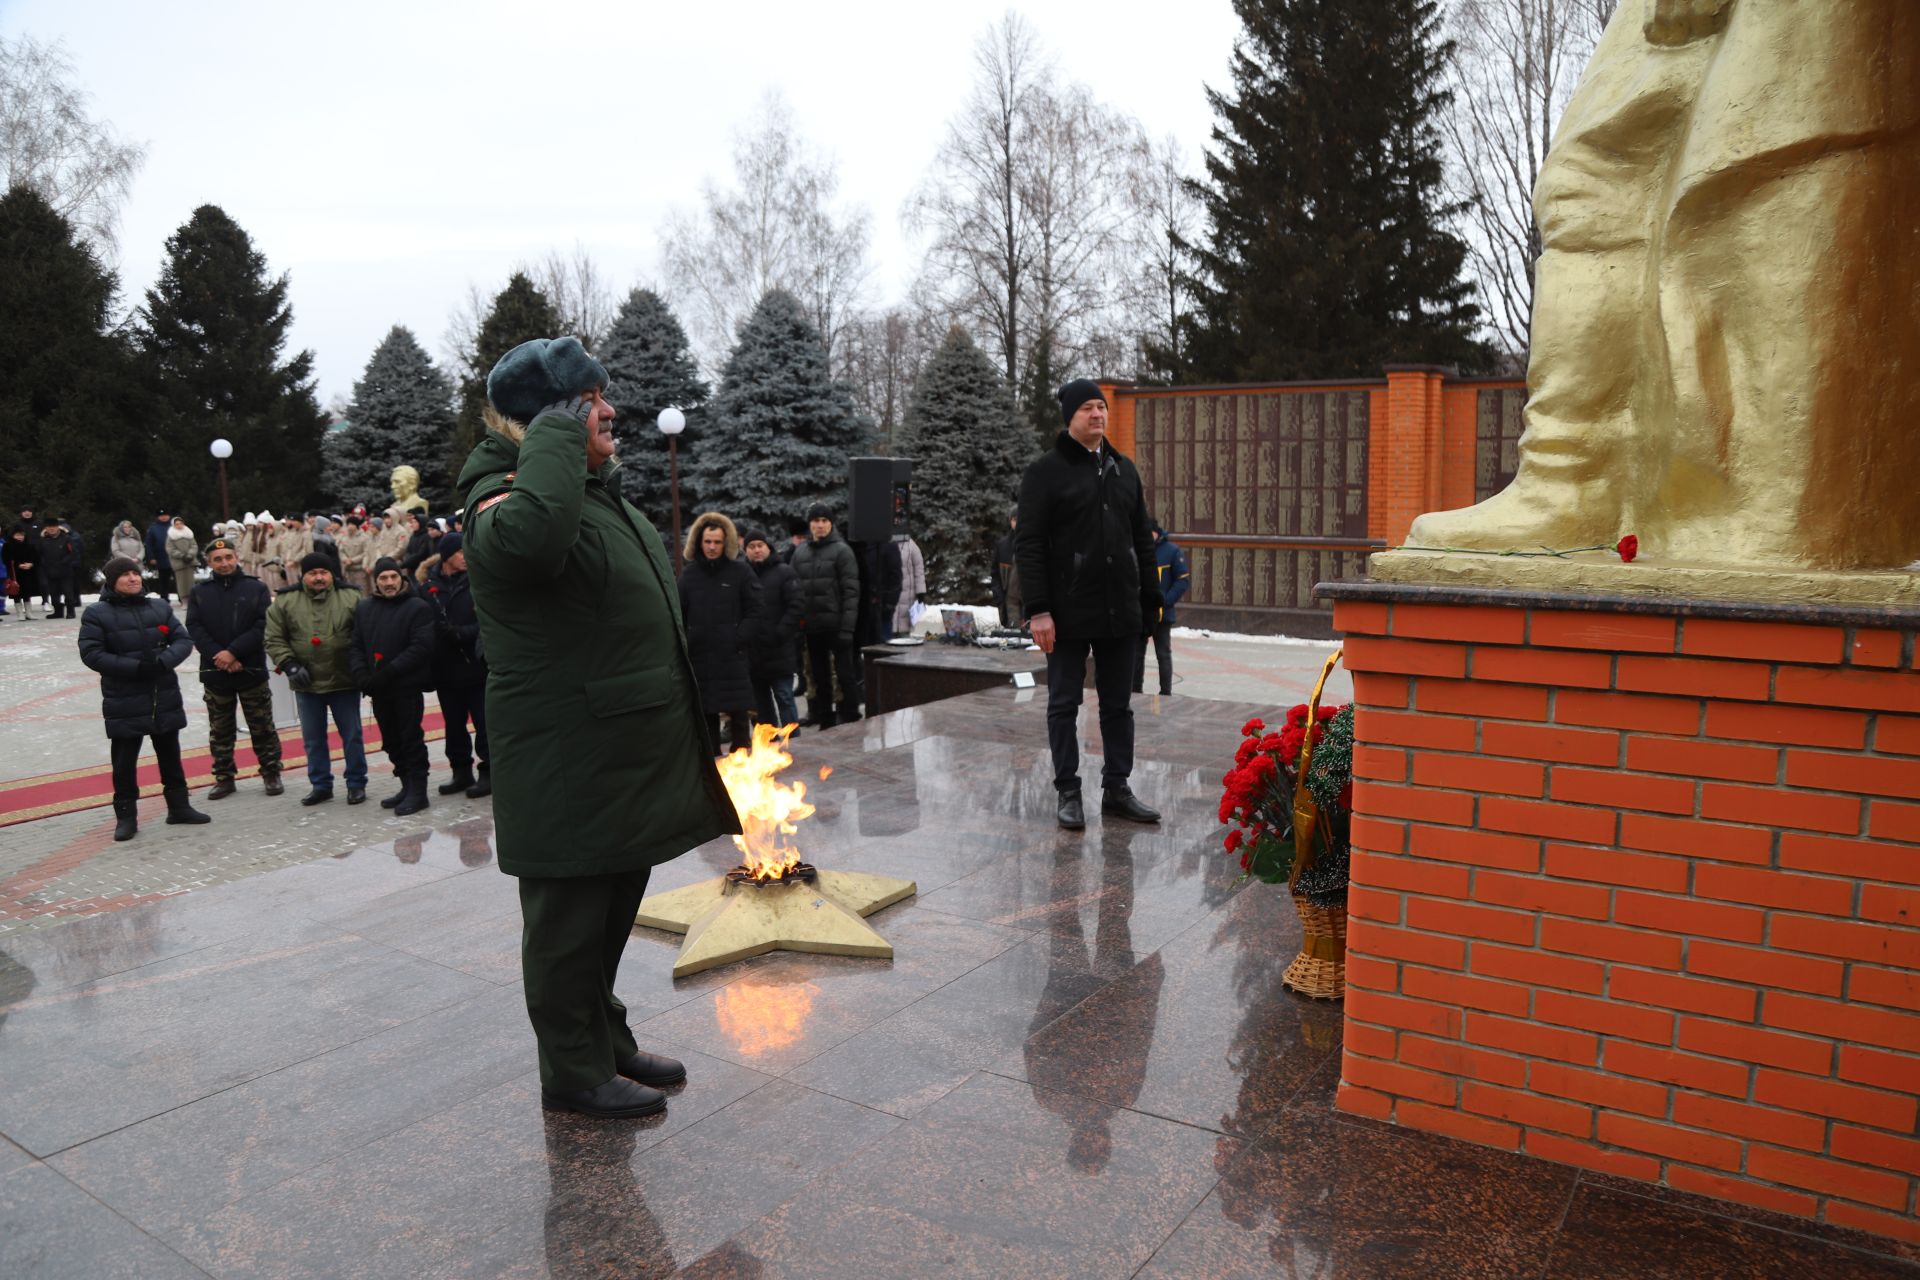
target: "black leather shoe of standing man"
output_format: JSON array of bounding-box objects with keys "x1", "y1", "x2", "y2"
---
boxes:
[
  {"x1": 300, "y1": 788, "x2": 332, "y2": 806},
  {"x1": 616, "y1": 1050, "x2": 687, "y2": 1088},
  {"x1": 541, "y1": 1076, "x2": 667, "y2": 1119},
  {"x1": 1102, "y1": 786, "x2": 1161, "y2": 823},
  {"x1": 1056, "y1": 790, "x2": 1085, "y2": 830}
]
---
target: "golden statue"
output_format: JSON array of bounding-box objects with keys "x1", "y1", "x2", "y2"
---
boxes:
[
  {"x1": 388, "y1": 465, "x2": 430, "y2": 517},
  {"x1": 1406, "y1": 0, "x2": 1919, "y2": 574}
]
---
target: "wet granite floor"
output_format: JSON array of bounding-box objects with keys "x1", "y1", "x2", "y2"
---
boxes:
[{"x1": 1, "y1": 688, "x2": 1915, "y2": 1279}]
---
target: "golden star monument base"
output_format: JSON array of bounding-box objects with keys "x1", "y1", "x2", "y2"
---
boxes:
[{"x1": 634, "y1": 869, "x2": 917, "y2": 979}]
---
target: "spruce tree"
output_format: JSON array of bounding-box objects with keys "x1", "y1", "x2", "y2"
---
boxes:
[
  {"x1": 1179, "y1": 0, "x2": 1490, "y2": 380},
  {"x1": 598, "y1": 289, "x2": 709, "y2": 527},
  {"x1": 690, "y1": 289, "x2": 872, "y2": 538},
  {"x1": 327, "y1": 326, "x2": 454, "y2": 511},
  {"x1": 896, "y1": 327, "x2": 1030, "y2": 601},
  {"x1": 0, "y1": 186, "x2": 147, "y2": 540},
  {"x1": 137, "y1": 205, "x2": 327, "y2": 520},
  {"x1": 445, "y1": 272, "x2": 559, "y2": 503}
]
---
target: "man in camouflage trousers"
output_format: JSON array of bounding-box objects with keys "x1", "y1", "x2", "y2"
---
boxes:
[{"x1": 186, "y1": 537, "x2": 284, "y2": 797}]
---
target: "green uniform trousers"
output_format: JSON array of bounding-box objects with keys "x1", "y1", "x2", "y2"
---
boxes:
[
  {"x1": 517, "y1": 868, "x2": 652, "y2": 1092},
  {"x1": 204, "y1": 682, "x2": 281, "y2": 782}
]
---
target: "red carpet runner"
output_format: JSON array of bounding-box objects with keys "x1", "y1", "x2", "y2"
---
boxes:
[{"x1": 0, "y1": 710, "x2": 450, "y2": 827}]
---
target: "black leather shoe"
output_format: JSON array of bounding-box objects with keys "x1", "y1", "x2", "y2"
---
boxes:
[
  {"x1": 300, "y1": 789, "x2": 333, "y2": 806},
  {"x1": 615, "y1": 1050, "x2": 687, "y2": 1088},
  {"x1": 1102, "y1": 787, "x2": 1161, "y2": 823},
  {"x1": 262, "y1": 772, "x2": 284, "y2": 796},
  {"x1": 541, "y1": 1076, "x2": 667, "y2": 1119},
  {"x1": 380, "y1": 786, "x2": 405, "y2": 809},
  {"x1": 438, "y1": 766, "x2": 475, "y2": 795},
  {"x1": 465, "y1": 768, "x2": 492, "y2": 799},
  {"x1": 346, "y1": 787, "x2": 367, "y2": 805},
  {"x1": 206, "y1": 780, "x2": 237, "y2": 801},
  {"x1": 1057, "y1": 790, "x2": 1085, "y2": 830}
]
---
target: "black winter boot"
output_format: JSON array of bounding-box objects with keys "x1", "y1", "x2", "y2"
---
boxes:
[
  {"x1": 112, "y1": 798, "x2": 138, "y2": 842},
  {"x1": 393, "y1": 772, "x2": 431, "y2": 817},
  {"x1": 380, "y1": 778, "x2": 406, "y2": 809},
  {"x1": 163, "y1": 786, "x2": 211, "y2": 826},
  {"x1": 465, "y1": 766, "x2": 492, "y2": 799},
  {"x1": 438, "y1": 764, "x2": 476, "y2": 795}
]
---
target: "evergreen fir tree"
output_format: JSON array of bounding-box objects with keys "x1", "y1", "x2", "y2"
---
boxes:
[
  {"x1": 327, "y1": 326, "x2": 454, "y2": 511},
  {"x1": 896, "y1": 327, "x2": 1030, "y2": 601},
  {"x1": 597, "y1": 289, "x2": 709, "y2": 528},
  {"x1": 445, "y1": 272, "x2": 559, "y2": 503},
  {"x1": 0, "y1": 186, "x2": 149, "y2": 541},
  {"x1": 1178, "y1": 0, "x2": 1490, "y2": 380},
  {"x1": 690, "y1": 290, "x2": 872, "y2": 538},
  {"x1": 137, "y1": 204, "x2": 327, "y2": 520}
]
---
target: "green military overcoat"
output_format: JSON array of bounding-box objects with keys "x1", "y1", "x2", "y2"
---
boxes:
[{"x1": 460, "y1": 413, "x2": 741, "y2": 878}]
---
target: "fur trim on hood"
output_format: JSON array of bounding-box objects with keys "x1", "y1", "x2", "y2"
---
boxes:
[
  {"x1": 483, "y1": 405, "x2": 526, "y2": 444},
  {"x1": 684, "y1": 511, "x2": 741, "y2": 564}
]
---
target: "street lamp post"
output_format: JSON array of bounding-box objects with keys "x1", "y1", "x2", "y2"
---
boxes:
[
  {"x1": 209, "y1": 438, "x2": 233, "y2": 522},
  {"x1": 657, "y1": 407, "x2": 686, "y2": 572}
]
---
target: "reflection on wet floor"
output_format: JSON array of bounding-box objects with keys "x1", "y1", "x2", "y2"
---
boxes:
[{"x1": 0, "y1": 688, "x2": 1911, "y2": 1279}]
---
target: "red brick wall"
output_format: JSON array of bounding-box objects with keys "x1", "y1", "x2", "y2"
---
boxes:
[{"x1": 1332, "y1": 594, "x2": 1920, "y2": 1246}]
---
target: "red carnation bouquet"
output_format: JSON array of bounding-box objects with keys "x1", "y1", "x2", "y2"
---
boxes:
[{"x1": 1219, "y1": 701, "x2": 1355, "y2": 905}]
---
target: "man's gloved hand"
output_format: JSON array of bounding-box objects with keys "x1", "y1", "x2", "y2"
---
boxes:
[
  {"x1": 362, "y1": 667, "x2": 389, "y2": 692},
  {"x1": 135, "y1": 655, "x2": 161, "y2": 678},
  {"x1": 281, "y1": 662, "x2": 313, "y2": 692},
  {"x1": 537, "y1": 396, "x2": 596, "y2": 425},
  {"x1": 1141, "y1": 591, "x2": 1164, "y2": 636}
]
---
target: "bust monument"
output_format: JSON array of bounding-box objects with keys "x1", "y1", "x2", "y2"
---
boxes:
[
  {"x1": 1400, "y1": 0, "x2": 1918, "y2": 579},
  {"x1": 389, "y1": 465, "x2": 430, "y2": 517}
]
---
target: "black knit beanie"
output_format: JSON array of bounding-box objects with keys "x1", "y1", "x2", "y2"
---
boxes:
[
  {"x1": 806, "y1": 502, "x2": 833, "y2": 521},
  {"x1": 102, "y1": 555, "x2": 142, "y2": 589},
  {"x1": 741, "y1": 526, "x2": 771, "y2": 549},
  {"x1": 1058, "y1": 378, "x2": 1106, "y2": 427},
  {"x1": 372, "y1": 556, "x2": 401, "y2": 578},
  {"x1": 298, "y1": 552, "x2": 334, "y2": 576}
]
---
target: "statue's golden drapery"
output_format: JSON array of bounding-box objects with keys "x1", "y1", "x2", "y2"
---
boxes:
[{"x1": 1410, "y1": 0, "x2": 1919, "y2": 572}]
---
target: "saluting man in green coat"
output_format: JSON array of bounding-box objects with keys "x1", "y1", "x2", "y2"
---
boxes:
[{"x1": 461, "y1": 336, "x2": 742, "y2": 1119}]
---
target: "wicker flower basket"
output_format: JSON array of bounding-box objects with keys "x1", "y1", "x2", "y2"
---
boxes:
[{"x1": 1281, "y1": 892, "x2": 1347, "y2": 1000}]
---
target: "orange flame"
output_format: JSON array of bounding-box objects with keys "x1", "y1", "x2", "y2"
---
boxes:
[
  {"x1": 716, "y1": 722, "x2": 813, "y2": 879},
  {"x1": 818, "y1": 766, "x2": 833, "y2": 781}
]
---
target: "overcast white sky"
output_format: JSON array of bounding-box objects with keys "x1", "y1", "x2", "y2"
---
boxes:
[{"x1": 3, "y1": 0, "x2": 1241, "y2": 402}]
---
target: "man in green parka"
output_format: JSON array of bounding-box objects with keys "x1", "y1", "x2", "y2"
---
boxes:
[{"x1": 461, "y1": 336, "x2": 742, "y2": 1120}]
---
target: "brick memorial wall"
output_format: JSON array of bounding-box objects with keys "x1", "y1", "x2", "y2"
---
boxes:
[{"x1": 1322, "y1": 586, "x2": 1920, "y2": 1245}]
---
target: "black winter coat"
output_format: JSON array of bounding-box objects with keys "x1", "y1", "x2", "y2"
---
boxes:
[
  {"x1": 678, "y1": 554, "x2": 761, "y2": 714},
  {"x1": 186, "y1": 570, "x2": 274, "y2": 693},
  {"x1": 1015, "y1": 433, "x2": 1161, "y2": 640},
  {"x1": 746, "y1": 556, "x2": 802, "y2": 679},
  {"x1": 4, "y1": 537, "x2": 38, "y2": 595},
  {"x1": 402, "y1": 528, "x2": 434, "y2": 573},
  {"x1": 789, "y1": 532, "x2": 859, "y2": 639},
  {"x1": 38, "y1": 530, "x2": 75, "y2": 583},
  {"x1": 423, "y1": 567, "x2": 486, "y2": 689},
  {"x1": 77, "y1": 591, "x2": 192, "y2": 739},
  {"x1": 350, "y1": 585, "x2": 438, "y2": 694}
]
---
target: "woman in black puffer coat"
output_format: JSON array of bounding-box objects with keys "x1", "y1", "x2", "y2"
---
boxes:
[
  {"x1": 677, "y1": 512, "x2": 762, "y2": 755},
  {"x1": 77, "y1": 556, "x2": 211, "y2": 841}
]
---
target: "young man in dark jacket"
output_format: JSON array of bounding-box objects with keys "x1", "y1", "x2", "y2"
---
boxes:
[
  {"x1": 1133, "y1": 522, "x2": 1190, "y2": 697},
  {"x1": 186, "y1": 536, "x2": 283, "y2": 798},
  {"x1": 424, "y1": 532, "x2": 491, "y2": 798},
  {"x1": 1016, "y1": 379, "x2": 1164, "y2": 831},
  {"x1": 351, "y1": 557, "x2": 437, "y2": 815},
  {"x1": 38, "y1": 519, "x2": 76, "y2": 618},
  {"x1": 742, "y1": 527, "x2": 803, "y2": 733},
  {"x1": 789, "y1": 502, "x2": 864, "y2": 728}
]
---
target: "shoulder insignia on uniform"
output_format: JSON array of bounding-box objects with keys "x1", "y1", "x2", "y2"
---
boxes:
[
  {"x1": 475, "y1": 492, "x2": 512, "y2": 515},
  {"x1": 504, "y1": 472, "x2": 516, "y2": 483}
]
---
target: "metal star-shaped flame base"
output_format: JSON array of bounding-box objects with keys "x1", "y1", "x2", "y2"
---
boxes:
[{"x1": 634, "y1": 870, "x2": 917, "y2": 978}]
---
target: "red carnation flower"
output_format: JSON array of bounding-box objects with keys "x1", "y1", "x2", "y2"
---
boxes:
[
  {"x1": 157, "y1": 624, "x2": 169, "y2": 635},
  {"x1": 1616, "y1": 534, "x2": 1639, "y2": 563},
  {"x1": 374, "y1": 651, "x2": 384, "y2": 662},
  {"x1": 1240, "y1": 718, "x2": 1265, "y2": 737},
  {"x1": 1239, "y1": 849, "x2": 1252, "y2": 872},
  {"x1": 310, "y1": 636, "x2": 322, "y2": 646},
  {"x1": 1223, "y1": 828, "x2": 1243, "y2": 853}
]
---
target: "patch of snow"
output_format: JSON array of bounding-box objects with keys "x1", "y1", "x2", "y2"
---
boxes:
[{"x1": 1172, "y1": 627, "x2": 1338, "y2": 647}]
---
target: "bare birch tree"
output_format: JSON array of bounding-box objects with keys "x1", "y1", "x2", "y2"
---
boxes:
[
  {"x1": 530, "y1": 242, "x2": 616, "y2": 351},
  {"x1": 1122, "y1": 134, "x2": 1202, "y2": 382},
  {"x1": 660, "y1": 94, "x2": 872, "y2": 370},
  {"x1": 0, "y1": 35, "x2": 146, "y2": 260},
  {"x1": 1443, "y1": 0, "x2": 1615, "y2": 359}
]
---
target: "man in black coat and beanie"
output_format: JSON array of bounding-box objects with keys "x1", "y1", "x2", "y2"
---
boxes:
[
  {"x1": 742, "y1": 527, "x2": 803, "y2": 733},
  {"x1": 789, "y1": 502, "x2": 863, "y2": 728},
  {"x1": 39, "y1": 519, "x2": 76, "y2": 618},
  {"x1": 424, "y1": 531, "x2": 491, "y2": 798},
  {"x1": 351, "y1": 557, "x2": 438, "y2": 815},
  {"x1": 1015, "y1": 379, "x2": 1163, "y2": 831},
  {"x1": 186, "y1": 536, "x2": 283, "y2": 799}
]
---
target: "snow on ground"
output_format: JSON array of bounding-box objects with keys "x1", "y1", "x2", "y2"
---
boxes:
[{"x1": 904, "y1": 602, "x2": 1335, "y2": 648}]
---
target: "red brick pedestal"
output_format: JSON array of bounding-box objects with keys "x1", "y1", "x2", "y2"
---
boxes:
[{"x1": 1323, "y1": 583, "x2": 1920, "y2": 1245}]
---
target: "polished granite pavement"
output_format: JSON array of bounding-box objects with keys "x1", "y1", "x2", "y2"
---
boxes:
[{"x1": 2, "y1": 688, "x2": 1915, "y2": 1278}]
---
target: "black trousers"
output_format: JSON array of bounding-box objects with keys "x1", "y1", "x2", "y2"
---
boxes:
[
  {"x1": 709, "y1": 712, "x2": 753, "y2": 754},
  {"x1": 517, "y1": 868, "x2": 652, "y2": 1092},
  {"x1": 805, "y1": 633, "x2": 863, "y2": 726},
  {"x1": 439, "y1": 680, "x2": 489, "y2": 769},
  {"x1": 1132, "y1": 622, "x2": 1174, "y2": 695},
  {"x1": 369, "y1": 688, "x2": 429, "y2": 779},
  {"x1": 1045, "y1": 634, "x2": 1137, "y2": 794},
  {"x1": 110, "y1": 731, "x2": 186, "y2": 802}
]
